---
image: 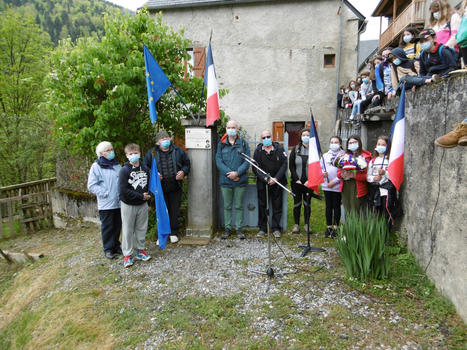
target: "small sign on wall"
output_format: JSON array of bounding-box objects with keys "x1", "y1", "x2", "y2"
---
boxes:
[{"x1": 185, "y1": 128, "x2": 212, "y2": 149}]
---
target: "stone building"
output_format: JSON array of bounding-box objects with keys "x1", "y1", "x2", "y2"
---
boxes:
[{"x1": 144, "y1": 0, "x2": 366, "y2": 146}]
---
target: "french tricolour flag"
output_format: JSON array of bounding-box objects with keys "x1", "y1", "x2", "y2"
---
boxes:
[
  {"x1": 387, "y1": 84, "x2": 405, "y2": 190},
  {"x1": 307, "y1": 114, "x2": 324, "y2": 194},
  {"x1": 204, "y1": 42, "x2": 220, "y2": 127}
]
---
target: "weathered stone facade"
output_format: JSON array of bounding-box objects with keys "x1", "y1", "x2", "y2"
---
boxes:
[
  {"x1": 403, "y1": 74, "x2": 467, "y2": 322},
  {"x1": 147, "y1": 0, "x2": 362, "y2": 143}
]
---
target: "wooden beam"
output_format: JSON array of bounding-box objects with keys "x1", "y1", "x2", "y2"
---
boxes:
[{"x1": 0, "y1": 250, "x2": 44, "y2": 264}]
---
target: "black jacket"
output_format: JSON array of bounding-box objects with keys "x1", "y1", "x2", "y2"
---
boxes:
[
  {"x1": 143, "y1": 144, "x2": 191, "y2": 179},
  {"x1": 118, "y1": 162, "x2": 150, "y2": 205},
  {"x1": 253, "y1": 142, "x2": 287, "y2": 186},
  {"x1": 419, "y1": 43, "x2": 457, "y2": 77}
]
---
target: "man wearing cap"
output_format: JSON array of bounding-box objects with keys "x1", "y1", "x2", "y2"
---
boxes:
[
  {"x1": 253, "y1": 130, "x2": 287, "y2": 238},
  {"x1": 418, "y1": 28, "x2": 458, "y2": 78},
  {"x1": 143, "y1": 130, "x2": 190, "y2": 243}
]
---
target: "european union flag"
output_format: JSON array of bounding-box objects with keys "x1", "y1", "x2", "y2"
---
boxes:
[
  {"x1": 149, "y1": 157, "x2": 171, "y2": 249},
  {"x1": 144, "y1": 45, "x2": 172, "y2": 123}
]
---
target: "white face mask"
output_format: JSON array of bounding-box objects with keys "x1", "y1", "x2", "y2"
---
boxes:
[
  {"x1": 348, "y1": 143, "x2": 359, "y2": 152},
  {"x1": 329, "y1": 143, "x2": 340, "y2": 152},
  {"x1": 433, "y1": 11, "x2": 440, "y2": 20}
]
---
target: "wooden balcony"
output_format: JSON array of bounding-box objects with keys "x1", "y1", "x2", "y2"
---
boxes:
[{"x1": 379, "y1": 0, "x2": 426, "y2": 49}]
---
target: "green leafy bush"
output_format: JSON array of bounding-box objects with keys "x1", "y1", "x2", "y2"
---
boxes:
[{"x1": 335, "y1": 210, "x2": 389, "y2": 281}]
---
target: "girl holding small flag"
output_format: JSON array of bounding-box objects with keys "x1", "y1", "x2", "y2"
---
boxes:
[
  {"x1": 321, "y1": 136, "x2": 345, "y2": 238},
  {"x1": 367, "y1": 136, "x2": 398, "y2": 231}
]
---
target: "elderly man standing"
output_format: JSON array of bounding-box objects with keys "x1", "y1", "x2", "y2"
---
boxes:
[
  {"x1": 253, "y1": 130, "x2": 287, "y2": 238},
  {"x1": 143, "y1": 130, "x2": 190, "y2": 243},
  {"x1": 216, "y1": 120, "x2": 250, "y2": 240}
]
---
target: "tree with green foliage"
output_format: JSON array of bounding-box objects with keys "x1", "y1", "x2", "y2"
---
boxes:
[
  {"x1": 0, "y1": 8, "x2": 54, "y2": 186},
  {"x1": 47, "y1": 8, "x2": 203, "y2": 160}
]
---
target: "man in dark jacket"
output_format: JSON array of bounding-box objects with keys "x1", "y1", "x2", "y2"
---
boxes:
[
  {"x1": 253, "y1": 130, "x2": 287, "y2": 238},
  {"x1": 143, "y1": 130, "x2": 190, "y2": 243},
  {"x1": 418, "y1": 28, "x2": 458, "y2": 78}
]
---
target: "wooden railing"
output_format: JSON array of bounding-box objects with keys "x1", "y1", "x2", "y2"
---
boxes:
[
  {"x1": 379, "y1": 0, "x2": 426, "y2": 49},
  {"x1": 0, "y1": 178, "x2": 56, "y2": 239}
]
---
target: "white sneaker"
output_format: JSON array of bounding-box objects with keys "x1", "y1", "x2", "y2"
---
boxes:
[
  {"x1": 170, "y1": 235, "x2": 179, "y2": 243},
  {"x1": 303, "y1": 224, "x2": 309, "y2": 232},
  {"x1": 292, "y1": 224, "x2": 299, "y2": 233},
  {"x1": 156, "y1": 240, "x2": 159, "y2": 246}
]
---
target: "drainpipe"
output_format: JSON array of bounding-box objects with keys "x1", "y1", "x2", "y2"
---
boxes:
[{"x1": 334, "y1": 0, "x2": 343, "y2": 124}]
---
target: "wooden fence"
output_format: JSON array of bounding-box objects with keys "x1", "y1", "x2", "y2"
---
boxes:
[{"x1": 0, "y1": 178, "x2": 56, "y2": 239}]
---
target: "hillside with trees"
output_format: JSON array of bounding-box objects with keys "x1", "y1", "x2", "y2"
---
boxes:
[{"x1": 0, "y1": 0, "x2": 127, "y2": 45}]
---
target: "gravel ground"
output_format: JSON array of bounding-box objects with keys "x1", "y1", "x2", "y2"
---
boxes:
[{"x1": 5, "y1": 225, "x2": 433, "y2": 349}]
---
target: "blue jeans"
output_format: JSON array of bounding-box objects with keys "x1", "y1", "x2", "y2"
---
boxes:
[
  {"x1": 400, "y1": 75, "x2": 431, "y2": 89},
  {"x1": 351, "y1": 100, "x2": 362, "y2": 116}
]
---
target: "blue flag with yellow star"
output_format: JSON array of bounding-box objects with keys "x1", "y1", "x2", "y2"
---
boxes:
[
  {"x1": 149, "y1": 157, "x2": 171, "y2": 249},
  {"x1": 144, "y1": 45, "x2": 172, "y2": 123}
]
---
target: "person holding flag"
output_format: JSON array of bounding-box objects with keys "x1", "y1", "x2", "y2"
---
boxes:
[
  {"x1": 321, "y1": 136, "x2": 345, "y2": 238},
  {"x1": 143, "y1": 130, "x2": 190, "y2": 244},
  {"x1": 253, "y1": 130, "x2": 288, "y2": 238},
  {"x1": 289, "y1": 128, "x2": 322, "y2": 234}
]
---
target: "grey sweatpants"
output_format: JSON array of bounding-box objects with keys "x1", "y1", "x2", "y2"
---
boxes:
[{"x1": 121, "y1": 201, "x2": 148, "y2": 257}]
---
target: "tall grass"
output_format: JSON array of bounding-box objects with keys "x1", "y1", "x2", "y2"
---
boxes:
[{"x1": 335, "y1": 209, "x2": 389, "y2": 281}]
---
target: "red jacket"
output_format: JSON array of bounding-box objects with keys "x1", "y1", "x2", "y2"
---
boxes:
[{"x1": 337, "y1": 150, "x2": 372, "y2": 198}]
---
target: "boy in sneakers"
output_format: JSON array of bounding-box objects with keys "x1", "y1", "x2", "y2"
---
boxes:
[{"x1": 119, "y1": 143, "x2": 151, "y2": 268}]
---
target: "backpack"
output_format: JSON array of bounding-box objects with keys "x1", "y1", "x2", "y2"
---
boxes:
[{"x1": 420, "y1": 44, "x2": 457, "y2": 67}]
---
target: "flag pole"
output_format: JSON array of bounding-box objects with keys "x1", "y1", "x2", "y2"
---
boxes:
[
  {"x1": 197, "y1": 29, "x2": 213, "y2": 123},
  {"x1": 311, "y1": 109, "x2": 328, "y2": 179},
  {"x1": 170, "y1": 83, "x2": 196, "y2": 121}
]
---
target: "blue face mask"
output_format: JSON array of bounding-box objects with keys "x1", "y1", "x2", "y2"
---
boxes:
[
  {"x1": 433, "y1": 11, "x2": 440, "y2": 20},
  {"x1": 301, "y1": 136, "x2": 310, "y2": 144},
  {"x1": 105, "y1": 151, "x2": 115, "y2": 160},
  {"x1": 362, "y1": 77, "x2": 369, "y2": 84},
  {"x1": 348, "y1": 143, "x2": 359, "y2": 152},
  {"x1": 160, "y1": 140, "x2": 171, "y2": 148},
  {"x1": 393, "y1": 58, "x2": 401, "y2": 66},
  {"x1": 403, "y1": 35, "x2": 413, "y2": 43},
  {"x1": 226, "y1": 129, "x2": 237, "y2": 137},
  {"x1": 420, "y1": 41, "x2": 432, "y2": 51},
  {"x1": 376, "y1": 146, "x2": 387, "y2": 154},
  {"x1": 128, "y1": 154, "x2": 140, "y2": 163},
  {"x1": 329, "y1": 143, "x2": 340, "y2": 152},
  {"x1": 262, "y1": 137, "x2": 272, "y2": 147}
]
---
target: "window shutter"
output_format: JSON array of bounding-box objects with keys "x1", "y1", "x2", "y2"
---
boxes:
[
  {"x1": 272, "y1": 122, "x2": 284, "y2": 142},
  {"x1": 193, "y1": 47, "x2": 206, "y2": 78}
]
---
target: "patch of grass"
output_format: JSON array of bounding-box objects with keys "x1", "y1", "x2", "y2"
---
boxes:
[
  {"x1": 286, "y1": 191, "x2": 326, "y2": 234},
  {"x1": 155, "y1": 294, "x2": 251, "y2": 349},
  {"x1": 0, "y1": 309, "x2": 41, "y2": 349}
]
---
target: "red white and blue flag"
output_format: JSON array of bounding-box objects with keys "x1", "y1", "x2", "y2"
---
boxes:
[
  {"x1": 307, "y1": 114, "x2": 324, "y2": 194},
  {"x1": 387, "y1": 84, "x2": 405, "y2": 190},
  {"x1": 204, "y1": 42, "x2": 220, "y2": 127}
]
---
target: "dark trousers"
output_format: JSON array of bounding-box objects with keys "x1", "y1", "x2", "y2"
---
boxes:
[
  {"x1": 461, "y1": 46, "x2": 467, "y2": 67},
  {"x1": 257, "y1": 183, "x2": 283, "y2": 232},
  {"x1": 291, "y1": 182, "x2": 312, "y2": 225},
  {"x1": 324, "y1": 191, "x2": 341, "y2": 226},
  {"x1": 163, "y1": 187, "x2": 183, "y2": 236},
  {"x1": 98, "y1": 208, "x2": 122, "y2": 253}
]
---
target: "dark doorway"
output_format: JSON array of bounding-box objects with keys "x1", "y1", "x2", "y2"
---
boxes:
[{"x1": 285, "y1": 122, "x2": 305, "y2": 148}]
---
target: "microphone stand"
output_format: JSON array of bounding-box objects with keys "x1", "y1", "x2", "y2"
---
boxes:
[
  {"x1": 237, "y1": 150, "x2": 295, "y2": 286},
  {"x1": 298, "y1": 188, "x2": 326, "y2": 257}
]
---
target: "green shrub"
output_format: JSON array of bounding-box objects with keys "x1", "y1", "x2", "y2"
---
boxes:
[{"x1": 335, "y1": 210, "x2": 389, "y2": 281}]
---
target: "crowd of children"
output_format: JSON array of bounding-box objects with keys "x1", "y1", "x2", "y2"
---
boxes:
[{"x1": 338, "y1": 0, "x2": 467, "y2": 122}]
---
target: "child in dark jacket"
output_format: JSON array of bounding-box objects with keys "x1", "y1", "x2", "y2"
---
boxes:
[{"x1": 119, "y1": 143, "x2": 151, "y2": 268}]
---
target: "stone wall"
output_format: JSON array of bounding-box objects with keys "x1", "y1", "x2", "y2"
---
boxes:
[
  {"x1": 402, "y1": 74, "x2": 467, "y2": 322},
  {"x1": 154, "y1": 0, "x2": 361, "y2": 143}
]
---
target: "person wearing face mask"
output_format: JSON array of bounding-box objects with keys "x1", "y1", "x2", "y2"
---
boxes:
[
  {"x1": 429, "y1": 0, "x2": 461, "y2": 50},
  {"x1": 119, "y1": 143, "x2": 151, "y2": 268},
  {"x1": 349, "y1": 71, "x2": 373, "y2": 121},
  {"x1": 375, "y1": 47, "x2": 396, "y2": 100},
  {"x1": 367, "y1": 136, "x2": 399, "y2": 231},
  {"x1": 321, "y1": 136, "x2": 345, "y2": 238},
  {"x1": 88, "y1": 141, "x2": 123, "y2": 260},
  {"x1": 337, "y1": 135, "x2": 371, "y2": 215},
  {"x1": 216, "y1": 120, "x2": 250, "y2": 240},
  {"x1": 143, "y1": 130, "x2": 191, "y2": 244},
  {"x1": 400, "y1": 28, "x2": 422, "y2": 59},
  {"x1": 289, "y1": 128, "x2": 321, "y2": 234},
  {"x1": 418, "y1": 28, "x2": 458, "y2": 78},
  {"x1": 347, "y1": 80, "x2": 360, "y2": 108},
  {"x1": 253, "y1": 130, "x2": 288, "y2": 238}
]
